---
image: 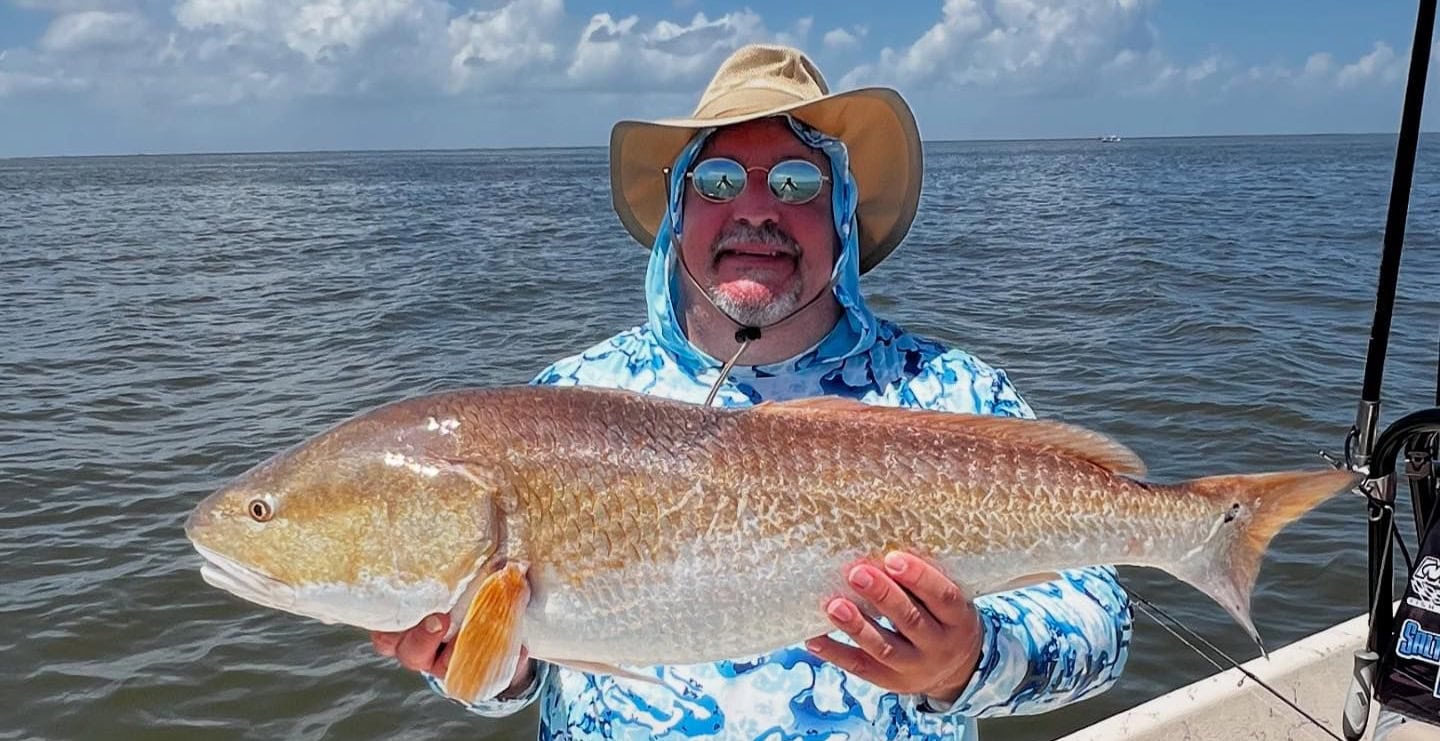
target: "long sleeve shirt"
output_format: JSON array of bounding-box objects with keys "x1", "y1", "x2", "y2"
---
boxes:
[{"x1": 426, "y1": 319, "x2": 1133, "y2": 739}]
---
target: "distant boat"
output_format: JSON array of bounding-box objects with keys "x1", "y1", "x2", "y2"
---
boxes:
[{"x1": 1099, "y1": 135, "x2": 1122, "y2": 143}]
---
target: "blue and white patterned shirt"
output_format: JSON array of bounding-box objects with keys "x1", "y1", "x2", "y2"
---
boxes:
[{"x1": 425, "y1": 113, "x2": 1132, "y2": 738}]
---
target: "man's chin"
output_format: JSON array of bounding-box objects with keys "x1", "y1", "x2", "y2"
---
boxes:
[
  {"x1": 709, "y1": 281, "x2": 803, "y2": 327},
  {"x1": 714, "y1": 278, "x2": 786, "y2": 306}
]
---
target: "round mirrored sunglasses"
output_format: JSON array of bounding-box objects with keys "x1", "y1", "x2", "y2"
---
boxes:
[{"x1": 684, "y1": 157, "x2": 830, "y2": 205}]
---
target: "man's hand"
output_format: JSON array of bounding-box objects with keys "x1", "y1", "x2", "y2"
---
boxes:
[
  {"x1": 372, "y1": 614, "x2": 454, "y2": 677},
  {"x1": 370, "y1": 614, "x2": 536, "y2": 700},
  {"x1": 805, "y1": 552, "x2": 983, "y2": 705}
]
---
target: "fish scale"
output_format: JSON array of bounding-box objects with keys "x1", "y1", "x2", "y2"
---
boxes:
[{"x1": 186, "y1": 384, "x2": 1359, "y2": 702}]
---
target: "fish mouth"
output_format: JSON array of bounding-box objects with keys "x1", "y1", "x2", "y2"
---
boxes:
[
  {"x1": 192, "y1": 541, "x2": 299, "y2": 614},
  {"x1": 190, "y1": 540, "x2": 463, "y2": 632}
]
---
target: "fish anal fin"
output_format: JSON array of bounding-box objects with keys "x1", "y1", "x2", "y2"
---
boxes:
[
  {"x1": 441, "y1": 562, "x2": 530, "y2": 704},
  {"x1": 978, "y1": 571, "x2": 1065, "y2": 595},
  {"x1": 764, "y1": 397, "x2": 1147, "y2": 476},
  {"x1": 542, "y1": 658, "x2": 665, "y2": 687}
]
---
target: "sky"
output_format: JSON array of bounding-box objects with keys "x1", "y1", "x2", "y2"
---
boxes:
[{"x1": 0, "y1": 0, "x2": 1434, "y2": 156}]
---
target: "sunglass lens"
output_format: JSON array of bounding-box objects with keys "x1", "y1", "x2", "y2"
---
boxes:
[
  {"x1": 691, "y1": 158, "x2": 746, "y2": 202},
  {"x1": 767, "y1": 160, "x2": 824, "y2": 204}
]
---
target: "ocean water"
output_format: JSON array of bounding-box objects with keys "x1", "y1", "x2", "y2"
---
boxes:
[{"x1": 4, "y1": 134, "x2": 1440, "y2": 739}]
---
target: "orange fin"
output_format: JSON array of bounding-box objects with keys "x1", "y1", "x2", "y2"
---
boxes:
[
  {"x1": 763, "y1": 397, "x2": 1146, "y2": 476},
  {"x1": 442, "y1": 562, "x2": 530, "y2": 704},
  {"x1": 543, "y1": 658, "x2": 665, "y2": 686},
  {"x1": 1172, "y1": 469, "x2": 1360, "y2": 651}
]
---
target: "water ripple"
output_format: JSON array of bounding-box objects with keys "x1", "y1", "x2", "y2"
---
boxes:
[{"x1": 2, "y1": 136, "x2": 1437, "y2": 740}]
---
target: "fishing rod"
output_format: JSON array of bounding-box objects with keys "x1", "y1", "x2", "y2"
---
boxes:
[{"x1": 1341, "y1": 0, "x2": 1438, "y2": 737}]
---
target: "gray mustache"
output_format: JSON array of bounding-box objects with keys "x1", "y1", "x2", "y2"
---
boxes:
[{"x1": 711, "y1": 223, "x2": 800, "y2": 258}]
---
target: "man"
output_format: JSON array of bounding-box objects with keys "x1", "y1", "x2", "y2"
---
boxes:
[{"x1": 372, "y1": 44, "x2": 1132, "y2": 739}]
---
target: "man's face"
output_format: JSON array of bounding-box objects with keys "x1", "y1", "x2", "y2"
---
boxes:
[{"x1": 678, "y1": 118, "x2": 837, "y2": 328}]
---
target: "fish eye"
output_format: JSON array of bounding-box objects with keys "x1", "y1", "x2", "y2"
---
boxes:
[{"x1": 248, "y1": 497, "x2": 275, "y2": 522}]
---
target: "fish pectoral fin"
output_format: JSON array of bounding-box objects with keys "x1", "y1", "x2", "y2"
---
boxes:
[
  {"x1": 440, "y1": 562, "x2": 529, "y2": 704},
  {"x1": 761, "y1": 397, "x2": 1146, "y2": 476},
  {"x1": 979, "y1": 571, "x2": 1065, "y2": 594},
  {"x1": 542, "y1": 657, "x2": 665, "y2": 687}
]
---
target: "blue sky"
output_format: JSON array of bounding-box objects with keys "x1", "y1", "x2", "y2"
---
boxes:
[{"x1": 0, "y1": 0, "x2": 1433, "y2": 156}]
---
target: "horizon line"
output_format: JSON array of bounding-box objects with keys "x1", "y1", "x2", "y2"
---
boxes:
[{"x1": 3, "y1": 129, "x2": 1430, "y2": 162}]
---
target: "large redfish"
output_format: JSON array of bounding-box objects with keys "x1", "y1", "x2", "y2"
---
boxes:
[{"x1": 183, "y1": 385, "x2": 1358, "y2": 704}]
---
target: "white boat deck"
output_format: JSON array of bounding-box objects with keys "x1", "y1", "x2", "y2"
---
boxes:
[{"x1": 1059, "y1": 611, "x2": 1383, "y2": 740}]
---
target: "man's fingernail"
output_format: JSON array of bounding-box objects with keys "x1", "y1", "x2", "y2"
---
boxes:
[
  {"x1": 827, "y1": 600, "x2": 855, "y2": 622},
  {"x1": 849, "y1": 567, "x2": 873, "y2": 589},
  {"x1": 806, "y1": 640, "x2": 826, "y2": 654},
  {"x1": 884, "y1": 552, "x2": 907, "y2": 575},
  {"x1": 423, "y1": 616, "x2": 443, "y2": 634}
]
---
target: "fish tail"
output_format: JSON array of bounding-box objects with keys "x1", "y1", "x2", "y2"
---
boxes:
[{"x1": 1173, "y1": 469, "x2": 1359, "y2": 651}]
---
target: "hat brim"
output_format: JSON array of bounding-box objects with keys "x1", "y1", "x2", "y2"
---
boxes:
[{"x1": 609, "y1": 87, "x2": 922, "y2": 275}]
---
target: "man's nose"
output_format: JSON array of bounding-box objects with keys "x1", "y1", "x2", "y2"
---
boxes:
[{"x1": 730, "y1": 175, "x2": 780, "y2": 227}]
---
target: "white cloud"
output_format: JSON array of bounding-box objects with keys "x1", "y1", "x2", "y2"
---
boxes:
[
  {"x1": 1304, "y1": 52, "x2": 1333, "y2": 77},
  {"x1": 1185, "y1": 55, "x2": 1219, "y2": 83},
  {"x1": 171, "y1": 0, "x2": 458, "y2": 74},
  {"x1": 0, "y1": 48, "x2": 87, "y2": 94},
  {"x1": 10, "y1": 0, "x2": 130, "y2": 10},
  {"x1": 1, "y1": 0, "x2": 1417, "y2": 136},
  {"x1": 841, "y1": 0, "x2": 1159, "y2": 94},
  {"x1": 648, "y1": 11, "x2": 758, "y2": 56},
  {"x1": 831, "y1": 0, "x2": 1413, "y2": 111},
  {"x1": 566, "y1": 9, "x2": 785, "y2": 92},
  {"x1": 39, "y1": 11, "x2": 149, "y2": 52},
  {"x1": 2, "y1": 0, "x2": 574, "y2": 103},
  {"x1": 1219, "y1": 42, "x2": 1408, "y2": 96},
  {"x1": 1336, "y1": 41, "x2": 1402, "y2": 89},
  {"x1": 446, "y1": 0, "x2": 564, "y2": 92},
  {"x1": 0, "y1": 0, "x2": 819, "y2": 104},
  {"x1": 783, "y1": 16, "x2": 811, "y2": 47},
  {"x1": 1124, "y1": 52, "x2": 1225, "y2": 95},
  {"x1": 822, "y1": 25, "x2": 866, "y2": 51}
]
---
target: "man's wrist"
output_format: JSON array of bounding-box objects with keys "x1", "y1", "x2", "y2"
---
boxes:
[
  {"x1": 916, "y1": 607, "x2": 995, "y2": 716},
  {"x1": 918, "y1": 660, "x2": 978, "y2": 714},
  {"x1": 926, "y1": 641, "x2": 983, "y2": 705}
]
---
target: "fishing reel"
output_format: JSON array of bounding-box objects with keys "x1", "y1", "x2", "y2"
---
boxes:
[{"x1": 1335, "y1": 406, "x2": 1440, "y2": 740}]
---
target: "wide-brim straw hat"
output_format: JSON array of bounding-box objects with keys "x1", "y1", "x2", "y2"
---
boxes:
[{"x1": 609, "y1": 44, "x2": 923, "y2": 274}]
